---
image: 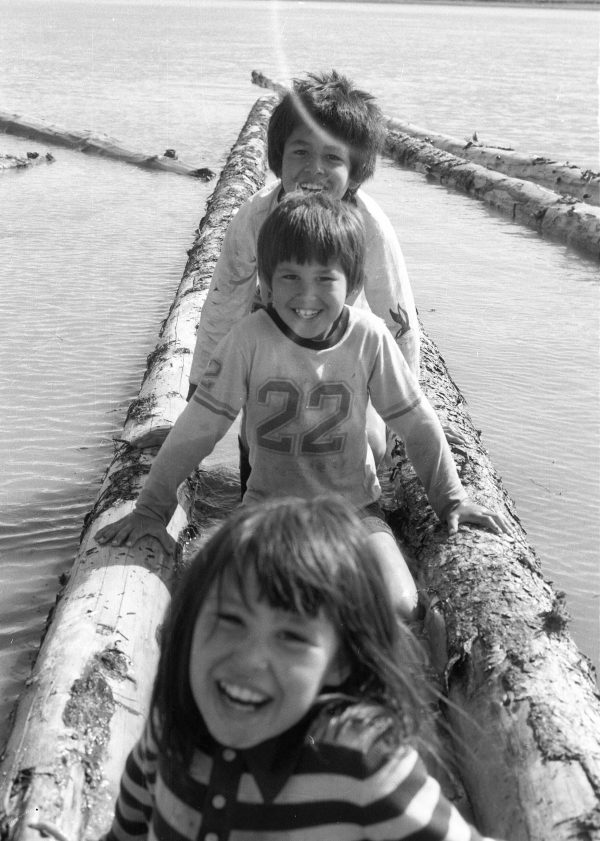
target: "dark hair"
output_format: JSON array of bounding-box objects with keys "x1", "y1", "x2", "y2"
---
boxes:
[
  {"x1": 268, "y1": 70, "x2": 385, "y2": 187},
  {"x1": 151, "y1": 496, "x2": 428, "y2": 763},
  {"x1": 257, "y1": 191, "x2": 365, "y2": 295}
]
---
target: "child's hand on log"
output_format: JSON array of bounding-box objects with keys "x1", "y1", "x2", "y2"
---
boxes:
[
  {"x1": 446, "y1": 498, "x2": 514, "y2": 537},
  {"x1": 95, "y1": 512, "x2": 175, "y2": 556}
]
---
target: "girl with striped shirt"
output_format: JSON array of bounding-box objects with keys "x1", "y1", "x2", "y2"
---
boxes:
[{"x1": 103, "y1": 497, "x2": 503, "y2": 841}]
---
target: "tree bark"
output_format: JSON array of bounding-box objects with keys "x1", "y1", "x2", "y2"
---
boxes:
[
  {"x1": 384, "y1": 116, "x2": 600, "y2": 206},
  {"x1": 119, "y1": 93, "x2": 277, "y2": 448},
  {"x1": 387, "y1": 325, "x2": 600, "y2": 841},
  {"x1": 0, "y1": 110, "x2": 215, "y2": 179},
  {"x1": 0, "y1": 151, "x2": 55, "y2": 172},
  {"x1": 384, "y1": 131, "x2": 600, "y2": 261},
  {"x1": 0, "y1": 95, "x2": 277, "y2": 841}
]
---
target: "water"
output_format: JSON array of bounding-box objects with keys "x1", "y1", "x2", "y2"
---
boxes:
[{"x1": 0, "y1": 0, "x2": 598, "y2": 745}]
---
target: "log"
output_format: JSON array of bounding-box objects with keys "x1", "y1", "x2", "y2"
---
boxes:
[
  {"x1": 0, "y1": 151, "x2": 54, "y2": 172},
  {"x1": 250, "y1": 70, "x2": 600, "y2": 260},
  {"x1": 119, "y1": 93, "x2": 277, "y2": 448},
  {"x1": 387, "y1": 325, "x2": 600, "y2": 841},
  {"x1": 384, "y1": 131, "x2": 600, "y2": 261},
  {"x1": 0, "y1": 95, "x2": 277, "y2": 841},
  {"x1": 0, "y1": 110, "x2": 214, "y2": 179},
  {"x1": 384, "y1": 116, "x2": 600, "y2": 206}
]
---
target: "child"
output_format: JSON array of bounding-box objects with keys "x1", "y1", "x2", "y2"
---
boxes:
[
  {"x1": 181, "y1": 70, "x2": 422, "y2": 473},
  {"x1": 96, "y1": 192, "x2": 511, "y2": 620},
  {"x1": 189, "y1": 70, "x2": 419, "y2": 393},
  {"x1": 101, "y1": 497, "x2": 504, "y2": 841}
]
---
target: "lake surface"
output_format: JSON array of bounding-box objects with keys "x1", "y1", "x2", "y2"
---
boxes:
[{"x1": 0, "y1": 0, "x2": 598, "y2": 745}]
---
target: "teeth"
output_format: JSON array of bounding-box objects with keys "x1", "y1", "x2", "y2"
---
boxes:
[
  {"x1": 219, "y1": 680, "x2": 268, "y2": 705},
  {"x1": 298, "y1": 183, "x2": 324, "y2": 192},
  {"x1": 294, "y1": 309, "x2": 319, "y2": 318}
]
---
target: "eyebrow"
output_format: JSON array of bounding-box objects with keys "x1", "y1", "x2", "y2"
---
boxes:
[{"x1": 288, "y1": 137, "x2": 347, "y2": 154}]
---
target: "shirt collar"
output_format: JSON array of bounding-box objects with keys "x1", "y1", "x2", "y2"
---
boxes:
[
  {"x1": 266, "y1": 304, "x2": 349, "y2": 350},
  {"x1": 193, "y1": 700, "x2": 335, "y2": 803}
]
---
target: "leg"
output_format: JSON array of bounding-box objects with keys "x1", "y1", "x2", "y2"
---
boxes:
[{"x1": 366, "y1": 530, "x2": 420, "y2": 622}]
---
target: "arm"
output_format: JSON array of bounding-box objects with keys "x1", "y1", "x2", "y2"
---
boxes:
[
  {"x1": 370, "y1": 330, "x2": 512, "y2": 535},
  {"x1": 188, "y1": 189, "x2": 274, "y2": 386},
  {"x1": 96, "y1": 338, "x2": 248, "y2": 551},
  {"x1": 382, "y1": 747, "x2": 504, "y2": 841},
  {"x1": 104, "y1": 718, "x2": 157, "y2": 841},
  {"x1": 355, "y1": 191, "x2": 420, "y2": 377}
]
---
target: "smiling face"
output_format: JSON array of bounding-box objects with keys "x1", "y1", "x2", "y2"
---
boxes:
[
  {"x1": 269, "y1": 258, "x2": 348, "y2": 340},
  {"x1": 281, "y1": 123, "x2": 353, "y2": 199},
  {"x1": 189, "y1": 573, "x2": 346, "y2": 749}
]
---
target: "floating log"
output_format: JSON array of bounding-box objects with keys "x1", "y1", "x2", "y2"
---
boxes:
[
  {"x1": 384, "y1": 131, "x2": 600, "y2": 261},
  {"x1": 119, "y1": 93, "x2": 277, "y2": 449},
  {"x1": 0, "y1": 151, "x2": 54, "y2": 172},
  {"x1": 384, "y1": 116, "x2": 600, "y2": 206},
  {"x1": 388, "y1": 326, "x2": 600, "y2": 841},
  {"x1": 0, "y1": 95, "x2": 277, "y2": 841},
  {"x1": 0, "y1": 110, "x2": 214, "y2": 179},
  {"x1": 251, "y1": 70, "x2": 600, "y2": 260}
]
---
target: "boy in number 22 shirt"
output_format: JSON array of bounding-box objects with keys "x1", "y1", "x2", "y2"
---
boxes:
[{"x1": 96, "y1": 192, "x2": 512, "y2": 619}]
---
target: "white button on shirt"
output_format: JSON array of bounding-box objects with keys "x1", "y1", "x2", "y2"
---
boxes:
[
  {"x1": 222, "y1": 748, "x2": 236, "y2": 761},
  {"x1": 212, "y1": 794, "x2": 226, "y2": 809},
  {"x1": 205, "y1": 833, "x2": 219, "y2": 841}
]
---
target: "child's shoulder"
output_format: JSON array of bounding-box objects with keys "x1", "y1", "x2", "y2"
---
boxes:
[
  {"x1": 237, "y1": 180, "x2": 281, "y2": 222},
  {"x1": 354, "y1": 187, "x2": 394, "y2": 231},
  {"x1": 307, "y1": 699, "x2": 406, "y2": 771}
]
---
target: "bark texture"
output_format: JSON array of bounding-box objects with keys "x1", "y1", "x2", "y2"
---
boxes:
[
  {"x1": 119, "y1": 93, "x2": 277, "y2": 448},
  {"x1": 385, "y1": 131, "x2": 600, "y2": 261},
  {"x1": 0, "y1": 110, "x2": 214, "y2": 179},
  {"x1": 251, "y1": 70, "x2": 600, "y2": 260},
  {"x1": 0, "y1": 95, "x2": 277, "y2": 841},
  {"x1": 0, "y1": 151, "x2": 55, "y2": 172},
  {"x1": 384, "y1": 116, "x2": 600, "y2": 206},
  {"x1": 387, "y1": 325, "x2": 600, "y2": 841}
]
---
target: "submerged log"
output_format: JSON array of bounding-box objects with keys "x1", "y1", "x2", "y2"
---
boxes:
[
  {"x1": 384, "y1": 116, "x2": 600, "y2": 206},
  {"x1": 119, "y1": 93, "x2": 277, "y2": 449},
  {"x1": 387, "y1": 325, "x2": 600, "y2": 841},
  {"x1": 0, "y1": 151, "x2": 54, "y2": 172},
  {"x1": 0, "y1": 96, "x2": 277, "y2": 841},
  {"x1": 0, "y1": 110, "x2": 214, "y2": 179}
]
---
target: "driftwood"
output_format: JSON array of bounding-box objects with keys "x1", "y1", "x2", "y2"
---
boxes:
[
  {"x1": 0, "y1": 151, "x2": 54, "y2": 172},
  {"x1": 119, "y1": 93, "x2": 277, "y2": 448},
  {"x1": 251, "y1": 70, "x2": 600, "y2": 261},
  {"x1": 388, "y1": 326, "x2": 600, "y2": 841},
  {"x1": 0, "y1": 95, "x2": 277, "y2": 841},
  {"x1": 0, "y1": 110, "x2": 214, "y2": 179},
  {"x1": 384, "y1": 116, "x2": 600, "y2": 206}
]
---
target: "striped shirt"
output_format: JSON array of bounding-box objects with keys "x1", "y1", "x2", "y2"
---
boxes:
[{"x1": 105, "y1": 704, "x2": 501, "y2": 841}]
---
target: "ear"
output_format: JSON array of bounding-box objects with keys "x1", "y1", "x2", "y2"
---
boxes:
[{"x1": 324, "y1": 650, "x2": 351, "y2": 688}]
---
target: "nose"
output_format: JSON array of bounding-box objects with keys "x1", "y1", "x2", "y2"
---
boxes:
[
  {"x1": 232, "y1": 631, "x2": 270, "y2": 671},
  {"x1": 296, "y1": 274, "x2": 319, "y2": 298}
]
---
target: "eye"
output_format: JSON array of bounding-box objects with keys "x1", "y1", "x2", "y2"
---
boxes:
[
  {"x1": 279, "y1": 629, "x2": 311, "y2": 645},
  {"x1": 217, "y1": 610, "x2": 244, "y2": 627}
]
